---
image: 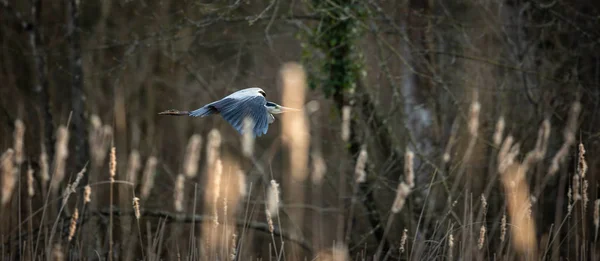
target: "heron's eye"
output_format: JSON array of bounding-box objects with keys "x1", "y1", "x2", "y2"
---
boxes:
[{"x1": 258, "y1": 90, "x2": 266, "y2": 97}]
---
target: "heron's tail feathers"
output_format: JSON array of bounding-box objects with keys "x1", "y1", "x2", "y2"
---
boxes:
[{"x1": 189, "y1": 106, "x2": 217, "y2": 117}]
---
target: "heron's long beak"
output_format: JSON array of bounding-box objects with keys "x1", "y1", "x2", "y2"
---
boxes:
[{"x1": 279, "y1": 106, "x2": 301, "y2": 113}]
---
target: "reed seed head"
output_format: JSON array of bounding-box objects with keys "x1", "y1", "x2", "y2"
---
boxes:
[
  {"x1": 578, "y1": 142, "x2": 587, "y2": 178},
  {"x1": 478, "y1": 225, "x2": 486, "y2": 250},
  {"x1": 109, "y1": 146, "x2": 116, "y2": 182},
  {"x1": 404, "y1": 149, "x2": 415, "y2": 188},
  {"x1": 183, "y1": 134, "x2": 202, "y2": 178},
  {"x1": 341, "y1": 106, "x2": 351, "y2": 142},
  {"x1": 267, "y1": 179, "x2": 280, "y2": 217},
  {"x1": 311, "y1": 151, "x2": 327, "y2": 184},
  {"x1": 84, "y1": 185, "x2": 91, "y2": 204},
  {"x1": 141, "y1": 156, "x2": 158, "y2": 200},
  {"x1": 133, "y1": 197, "x2": 141, "y2": 219},
  {"x1": 354, "y1": 146, "x2": 367, "y2": 183},
  {"x1": 52, "y1": 126, "x2": 69, "y2": 192},
  {"x1": 126, "y1": 150, "x2": 141, "y2": 183},
  {"x1": 468, "y1": 100, "x2": 481, "y2": 137},
  {"x1": 68, "y1": 208, "x2": 79, "y2": 241},
  {"x1": 13, "y1": 119, "x2": 25, "y2": 164},
  {"x1": 391, "y1": 182, "x2": 411, "y2": 213},
  {"x1": 1, "y1": 149, "x2": 16, "y2": 205},
  {"x1": 493, "y1": 116, "x2": 505, "y2": 147},
  {"x1": 27, "y1": 167, "x2": 35, "y2": 197},
  {"x1": 399, "y1": 228, "x2": 408, "y2": 253},
  {"x1": 40, "y1": 147, "x2": 49, "y2": 186},
  {"x1": 174, "y1": 174, "x2": 185, "y2": 212}
]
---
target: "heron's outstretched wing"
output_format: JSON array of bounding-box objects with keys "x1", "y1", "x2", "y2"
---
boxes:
[{"x1": 212, "y1": 95, "x2": 270, "y2": 137}]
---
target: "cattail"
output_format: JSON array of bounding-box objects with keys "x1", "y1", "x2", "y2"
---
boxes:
[
  {"x1": 399, "y1": 228, "x2": 408, "y2": 253},
  {"x1": 230, "y1": 233, "x2": 238, "y2": 261},
  {"x1": 237, "y1": 170, "x2": 247, "y2": 198},
  {"x1": 1, "y1": 149, "x2": 16, "y2": 205},
  {"x1": 354, "y1": 146, "x2": 367, "y2": 183},
  {"x1": 267, "y1": 179, "x2": 280, "y2": 216},
  {"x1": 391, "y1": 182, "x2": 411, "y2": 213},
  {"x1": 109, "y1": 147, "x2": 116, "y2": 182},
  {"x1": 174, "y1": 174, "x2": 185, "y2": 212},
  {"x1": 572, "y1": 174, "x2": 581, "y2": 201},
  {"x1": 443, "y1": 120, "x2": 459, "y2": 163},
  {"x1": 140, "y1": 156, "x2": 157, "y2": 200},
  {"x1": 242, "y1": 117, "x2": 254, "y2": 157},
  {"x1": 183, "y1": 134, "x2": 202, "y2": 178},
  {"x1": 448, "y1": 233, "x2": 454, "y2": 259},
  {"x1": 68, "y1": 208, "x2": 79, "y2": 241},
  {"x1": 13, "y1": 119, "x2": 25, "y2": 164},
  {"x1": 578, "y1": 143, "x2": 587, "y2": 178},
  {"x1": 206, "y1": 129, "x2": 222, "y2": 169},
  {"x1": 493, "y1": 116, "x2": 505, "y2": 147},
  {"x1": 133, "y1": 197, "x2": 141, "y2": 219},
  {"x1": 27, "y1": 167, "x2": 35, "y2": 197},
  {"x1": 341, "y1": 106, "x2": 351, "y2": 142},
  {"x1": 311, "y1": 151, "x2": 327, "y2": 184},
  {"x1": 52, "y1": 244, "x2": 64, "y2": 261},
  {"x1": 40, "y1": 147, "x2": 49, "y2": 187},
  {"x1": 567, "y1": 188, "x2": 573, "y2": 215},
  {"x1": 266, "y1": 209, "x2": 275, "y2": 233},
  {"x1": 212, "y1": 159, "x2": 223, "y2": 226},
  {"x1": 478, "y1": 225, "x2": 486, "y2": 250},
  {"x1": 52, "y1": 126, "x2": 69, "y2": 192},
  {"x1": 404, "y1": 149, "x2": 415, "y2": 188},
  {"x1": 500, "y1": 213, "x2": 507, "y2": 242},
  {"x1": 126, "y1": 150, "x2": 141, "y2": 183},
  {"x1": 84, "y1": 185, "x2": 91, "y2": 204},
  {"x1": 481, "y1": 194, "x2": 488, "y2": 216},
  {"x1": 468, "y1": 100, "x2": 481, "y2": 138},
  {"x1": 89, "y1": 115, "x2": 112, "y2": 165}
]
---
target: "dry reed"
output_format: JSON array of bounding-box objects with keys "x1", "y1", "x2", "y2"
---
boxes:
[
  {"x1": 27, "y1": 167, "x2": 34, "y2": 197},
  {"x1": 1, "y1": 149, "x2": 15, "y2": 205},
  {"x1": 84, "y1": 185, "x2": 91, "y2": 204},
  {"x1": 311, "y1": 151, "x2": 327, "y2": 184},
  {"x1": 404, "y1": 149, "x2": 415, "y2": 188},
  {"x1": 500, "y1": 213, "x2": 507, "y2": 242},
  {"x1": 140, "y1": 156, "x2": 158, "y2": 200},
  {"x1": 174, "y1": 174, "x2": 185, "y2": 212},
  {"x1": 109, "y1": 146, "x2": 116, "y2": 182},
  {"x1": 183, "y1": 134, "x2": 202, "y2": 178},
  {"x1": 266, "y1": 179, "x2": 280, "y2": 217},
  {"x1": 51, "y1": 126, "x2": 69, "y2": 193},
  {"x1": 448, "y1": 233, "x2": 454, "y2": 260},
  {"x1": 341, "y1": 106, "x2": 351, "y2": 142},
  {"x1": 89, "y1": 115, "x2": 113, "y2": 165},
  {"x1": 13, "y1": 119, "x2": 25, "y2": 164},
  {"x1": 40, "y1": 147, "x2": 49, "y2": 188},
  {"x1": 212, "y1": 159, "x2": 223, "y2": 226},
  {"x1": 399, "y1": 228, "x2": 408, "y2": 253},
  {"x1": 68, "y1": 208, "x2": 79, "y2": 241},
  {"x1": 501, "y1": 164, "x2": 536, "y2": 257},
  {"x1": 354, "y1": 146, "x2": 367, "y2": 183},
  {"x1": 126, "y1": 150, "x2": 141, "y2": 183},
  {"x1": 133, "y1": 197, "x2": 141, "y2": 220},
  {"x1": 493, "y1": 116, "x2": 505, "y2": 147}
]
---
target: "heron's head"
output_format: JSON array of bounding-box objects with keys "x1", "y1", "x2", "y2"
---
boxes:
[{"x1": 265, "y1": 102, "x2": 300, "y2": 114}]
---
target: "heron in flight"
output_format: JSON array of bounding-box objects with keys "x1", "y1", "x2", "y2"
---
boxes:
[{"x1": 159, "y1": 87, "x2": 300, "y2": 137}]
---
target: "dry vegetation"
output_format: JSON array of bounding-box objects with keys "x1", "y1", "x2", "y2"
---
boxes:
[{"x1": 1, "y1": 0, "x2": 600, "y2": 260}]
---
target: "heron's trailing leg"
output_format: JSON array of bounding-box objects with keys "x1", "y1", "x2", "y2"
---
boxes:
[{"x1": 158, "y1": 109, "x2": 190, "y2": 116}]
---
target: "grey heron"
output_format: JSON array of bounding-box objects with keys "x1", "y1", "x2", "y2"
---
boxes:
[{"x1": 159, "y1": 87, "x2": 299, "y2": 137}]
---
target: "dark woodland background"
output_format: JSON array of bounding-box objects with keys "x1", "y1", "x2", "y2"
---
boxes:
[{"x1": 1, "y1": 0, "x2": 600, "y2": 260}]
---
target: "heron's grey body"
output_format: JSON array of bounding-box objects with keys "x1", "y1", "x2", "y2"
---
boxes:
[{"x1": 182, "y1": 87, "x2": 294, "y2": 137}]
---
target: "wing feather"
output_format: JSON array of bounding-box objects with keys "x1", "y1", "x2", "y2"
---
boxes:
[{"x1": 213, "y1": 94, "x2": 269, "y2": 137}]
